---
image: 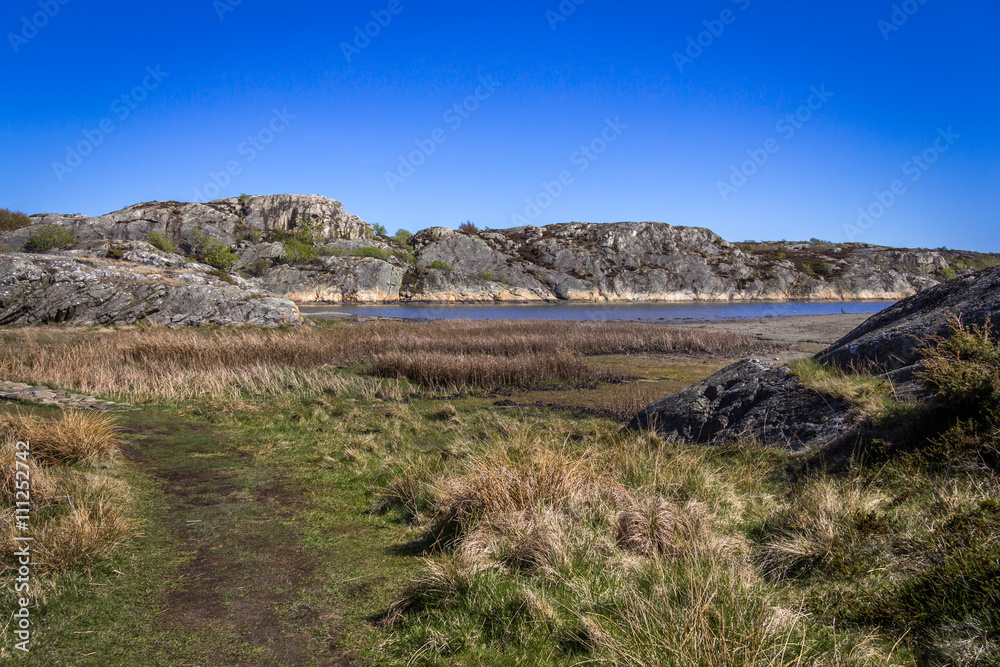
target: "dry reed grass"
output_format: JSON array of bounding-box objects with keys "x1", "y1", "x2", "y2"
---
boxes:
[
  {"x1": 0, "y1": 435, "x2": 56, "y2": 502},
  {"x1": 0, "y1": 409, "x2": 121, "y2": 464},
  {"x1": 0, "y1": 319, "x2": 770, "y2": 401},
  {"x1": 31, "y1": 474, "x2": 140, "y2": 572},
  {"x1": 756, "y1": 477, "x2": 891, "y2": 581},
  {"x1": 1, "y1": 411, "x2": 138, "y2": 575}
]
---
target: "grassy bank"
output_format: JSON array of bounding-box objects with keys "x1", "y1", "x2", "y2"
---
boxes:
[{"x1": 1, "y1": 319, "x2": 996, "y2": 664}]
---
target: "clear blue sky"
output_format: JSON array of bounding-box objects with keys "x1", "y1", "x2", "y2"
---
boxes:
[{"x1": 2, "y1": 0, "x2": 998, "y2": 251}]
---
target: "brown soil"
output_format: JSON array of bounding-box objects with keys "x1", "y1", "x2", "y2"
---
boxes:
[{"x1": 122, "y1": 423, "x2": 358, "y2": 666}]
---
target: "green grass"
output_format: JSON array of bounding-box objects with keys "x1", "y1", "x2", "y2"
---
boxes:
[{"x1": 3, "y1": 320, "x2": 999, "y2": 664}]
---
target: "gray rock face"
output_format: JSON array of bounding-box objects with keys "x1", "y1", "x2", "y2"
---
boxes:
[
  {"x1": 395, "y1": 223, "x2": 971, "y2": 304},
  {"x1": 628, "y1": 359, "x2": 851, "y2": 449},
  {"x1": 260, "y1": 257, "x2": 403, "y2": 303},
  {"x1": 0, "y1": 253, "x2": 302, "y2": 327},
  {"x1": 818, "y1": 266, "x2": 1000, "y2": 371},
  {"x1": 5, "y1": 198, "x2": 994, "y2": 306},
  {"x1": 5, "y1": 195, "x2": 372, "y2": 254}
]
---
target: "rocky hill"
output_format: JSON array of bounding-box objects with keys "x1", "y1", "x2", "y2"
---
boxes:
[{"x1": 2, "y1": 195, "x2": 998, "y2": 325}]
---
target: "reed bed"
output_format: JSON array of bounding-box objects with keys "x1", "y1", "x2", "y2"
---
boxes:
[{"x1": 0, "y1": 320, "x2": 769, "y2": 401}]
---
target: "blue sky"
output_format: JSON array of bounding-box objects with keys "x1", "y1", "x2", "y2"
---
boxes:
[{"x1": 2, "y1": 0, "x2": 998, "y2": 251}]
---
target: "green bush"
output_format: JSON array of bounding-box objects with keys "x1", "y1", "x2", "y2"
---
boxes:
[
  {"x1": 282, "y1": 238, "x2": 317, "y2": 264},
  {"x1": 350, "y1": 246, "x2": 390, "y2": 261},
  {"x1": 191, "y1": 230, "x2": 236, "y2": 270},
  {"x1": 317, "y1": 246, "x2": 344, "y2": 258},
  {"x1": 147, "y1": 231, "x2": 177, "y2": 255},
  {"x1": 25, "y1": 225, "x2": 76, "y2": 252},
  {"x1": 203, "y1": 241, "x2": 236, "y2": 270},
  {"x1": 429, "y1": 260, "x2": 453, "y2": 272},
  {"x1": 238, "y1": 193, "x2": 250, "y2": 205},
  {"x1": 0, "y1": 208, "x2": 31, "y2": 232},
  {"x1": 373, "y1": 223, "x2": 387, "y2": 236},
  {"x1": 815, "y1": 262, "x2": 836, "y2": 277},
  {"x1": 937, "y1": 267, "x2": 957, "y2": 280},
  {"x1": 393, "y1": 229, "x2": 413, "y2": 247},
  {"x1": 476, "y1": 270, "x2": 494, "y2": 281},
  {"x1": 920, "y1": 317, "x2": 1000, "y2": 419}
]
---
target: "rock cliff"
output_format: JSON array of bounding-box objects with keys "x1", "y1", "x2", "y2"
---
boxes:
[
  {"x1": 0, "y1": 243, "x2": 303, "y2": 328},
  {"x1": 3, "y1": 195, "x2": 997, "y2": 309}
]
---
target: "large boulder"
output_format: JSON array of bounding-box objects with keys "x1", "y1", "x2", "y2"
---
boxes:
[
  {"x1": 628, "y1": 359, "x2": 852, "y2": 449},
  {"x1": 818, "y1": 266, "x2": 1000, "y2": 371},
  {"x1": 630, "y1": 266, "x2": 1000, "y2": 448},
  {"x1": 0, "y1": 253, "x2": 302, "y2": 327}
]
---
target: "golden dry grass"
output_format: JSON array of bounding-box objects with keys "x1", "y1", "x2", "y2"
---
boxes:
[
  {"x1": 0, "y1": 320, "x2": 771, "y2": 401},
  {"x1": 0, "y1": 409, "x2": 121, "y2": 464},
  {"x1": 0, "y1": 411, "x2": 138, "y2": 576},
  {"x1": 0, "y1": 434, "x2": 56, "y2": 503}
]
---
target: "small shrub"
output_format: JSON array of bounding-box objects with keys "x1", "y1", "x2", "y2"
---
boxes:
[
  {"x1": 476, "y1": 270, "x2": 494, "y2": 281},
  {"x1": 317, "y1": 246, "x2": 344, "y2": 258},
  {"x1": 0, "y1": 208, "x2": 31, "y2": 232},
  {"x1": 350, "y1": 246, "x2": 390, "y2": 261},
  {"x1": 938, "y1": 267, "x2": 957, "y2": 280},
  {"x1": 25, "y1": 225, "x2": 76, "y2": 252},
  {"x1": 202, "y1": 241, "x2": 236, "y2": 270},
  {"x1": 147, "y1": 231, "x2": 177, "y2": 255},
  {"x1": 190, "y1": 230, "x2": 236, "y2": 270},
  {"x1": 815, "y1": 262, "x2": 836, "y2": 276},
  {"x1": 107, "y1": 248, "x2": 125, "y2": 260},
  {"x1": 373, "y1": 223, "x2": 388, "y2": 236},
  {"x1": 458, "y1": 220, "x2": 478, "y2": 234},
  {"x1": 394, "y1": 229, "x2": 413, "y2": 246},
  {"x1": 429, "y1": 260, "x2": 453, "y2": 272},
  {"x1": 282, "y1": 238, "x2": 317, "y2": 264},
  {"x1": 245, "y1": 258, "x2": 274, "y2": 277},
  {"x1": 238, "y1": 193, "x2": 250, "y2": 205},
  {"x1": 920, "y1": 317, "x2": 1000, "y2": 419}
]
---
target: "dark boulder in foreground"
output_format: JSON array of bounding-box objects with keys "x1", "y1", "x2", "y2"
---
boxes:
[
  {"x1": 628, "y1": 359, "x2": 851, "y2": 449},
  {"x1": 818, "y1": 265, "x2": 1000, "y2": 371},
  {"x1": 631, "y1": 266, "x2": 1000, "y2": 447}
]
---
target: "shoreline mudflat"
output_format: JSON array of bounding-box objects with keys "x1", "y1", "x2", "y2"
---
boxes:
[{"x1": 670, "y1": 312, "x2": 871, "y2": 358}]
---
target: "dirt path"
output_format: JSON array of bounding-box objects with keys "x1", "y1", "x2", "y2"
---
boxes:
[{"x1": 122, "y1": 419, "x2": 357, "y2": 666}]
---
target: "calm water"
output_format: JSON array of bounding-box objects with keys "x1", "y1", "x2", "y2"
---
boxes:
[{"x1": 300, "y1": 301, "x2": 897, "y2": 321}]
